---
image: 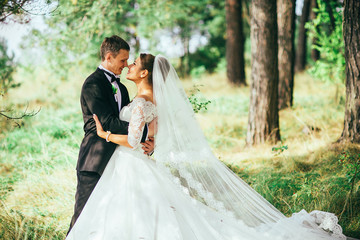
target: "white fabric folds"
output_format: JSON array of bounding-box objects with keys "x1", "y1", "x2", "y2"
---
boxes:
[
  {"x1": 66, "y1": 55, "x2": 346, "y2": 240},
  {"x1": 152, "y1": 55, "x2": 345, "y2": 239}
]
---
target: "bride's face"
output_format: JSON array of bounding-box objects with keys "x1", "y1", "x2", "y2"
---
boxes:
[{"x1": 126, "y1": 57, "x2": 146, "y2": 81}]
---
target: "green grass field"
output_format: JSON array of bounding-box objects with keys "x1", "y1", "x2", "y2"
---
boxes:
[{"x1": 0, "y1": 67, "x2": 359, "y2": 239}]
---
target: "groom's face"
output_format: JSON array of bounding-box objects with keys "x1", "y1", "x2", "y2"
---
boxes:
[{"x1": 108, "y1": 49, "x2": 129, "y2": 75}]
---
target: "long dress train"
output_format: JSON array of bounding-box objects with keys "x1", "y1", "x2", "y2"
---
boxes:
[{"x1": 66, "y1": 97, "x2": 345, "y2": 240}]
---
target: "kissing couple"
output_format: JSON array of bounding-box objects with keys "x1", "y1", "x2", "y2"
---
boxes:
[{"x1": 66, "y1": 35, "x2": 346, "y2": 240}]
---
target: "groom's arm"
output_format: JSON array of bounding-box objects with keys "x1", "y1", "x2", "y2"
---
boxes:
[{"x1": 82, "y1": 81, "x2": 128, "y2": 135}]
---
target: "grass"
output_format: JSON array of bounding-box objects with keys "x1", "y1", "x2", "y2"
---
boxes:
[{"x1": 0, "y1": 66, "x2": 359, "y2": 239}]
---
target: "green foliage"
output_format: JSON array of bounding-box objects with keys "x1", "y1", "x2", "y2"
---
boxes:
[
  {"x1": 338, "y1": 151, "x2": 360, "y2": 221},
  {"x1": 0, "y1": 0, "x2": 56, "y2": 23},
  {"x1": 339, "y1": 151, "x2": 360, "y2": 187},
  {"x1": 27, "y1": 0, "x2": 227, "y2": 78},
  {"x1": 133, "y1": 0, "x2": 227, "y2": 75},
  {"x1": 306, "y1": 0, "x2": 345, "y2": 85},
  {"x1": 0, "y1": 106, "x2": 82, "y2": 238},
  {"x1": 188, "y1": 44, "x2": 225, "y2": 74},
  {"x1": 227, "y1": 146, "x2": 360, "y2": 237},
  {"x1": 137, "y1": 0, "x2": 206, "y2": 35},
  {"x1": 272, "y1": 144, "x2": 288, "y2": 156},
  {"x1": 190, "y1": 66, "x2": 206, "y2": 78},
  {"x1": 187, "y1": 0, "x2": 226, "y2": 73},
  {"x1": 0, "y1": 0, "x2": 29, "y2": 23},
  {"x1": 188, "y1": 84, "x2": 211, "y2": 113},
  {"x1": 0, "y1": 205, "x2": 65, "y2": 240},
  {"x1": 28, "y1": 0, "x2": 139, "y2": 78},
  {"x1": 0, "y1": 39, "x2": 19, "y2": 95}
]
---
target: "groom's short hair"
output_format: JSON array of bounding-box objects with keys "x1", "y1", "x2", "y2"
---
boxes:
[{"x1": 100, "y1": 35, "x2": 130, "y2": 61}]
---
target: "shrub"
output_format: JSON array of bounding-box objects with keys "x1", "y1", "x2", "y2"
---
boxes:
[{"x1": 0, "y1": 38, "x2": 19, "y2": 95}]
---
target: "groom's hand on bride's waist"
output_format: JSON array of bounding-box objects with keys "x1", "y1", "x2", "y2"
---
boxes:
[{"x1": 142, "y1": 137, "x2": 154, "y2": 156}]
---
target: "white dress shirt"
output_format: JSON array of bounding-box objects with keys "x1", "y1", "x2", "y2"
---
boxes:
[{"x1": 99, "y1": 64, "x2": 122, "y2": 111}]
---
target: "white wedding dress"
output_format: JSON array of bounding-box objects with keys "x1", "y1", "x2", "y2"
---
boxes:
[{"x1": 66, "y1": 56, "x2": 346, "y2": 240}]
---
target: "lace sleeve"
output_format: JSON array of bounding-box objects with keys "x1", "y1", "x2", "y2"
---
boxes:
[{"x1": 128, "y1": 99, "x2": 146, "y2": 148}]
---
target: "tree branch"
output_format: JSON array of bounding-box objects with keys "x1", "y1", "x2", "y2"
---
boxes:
[
  {"x1": 0, "y1": 0, "x2": 59, "y2": 23},
  {"x1": 13, "y1": 0, "x2": 60, "y2": 16},
  {"x1": 0, "y1": 104, "x2": 41, "y2": 128}
]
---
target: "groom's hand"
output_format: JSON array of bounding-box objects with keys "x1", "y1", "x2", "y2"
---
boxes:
[{"x1": 142, "y1": 137, "x2": 154, "y2": 155}]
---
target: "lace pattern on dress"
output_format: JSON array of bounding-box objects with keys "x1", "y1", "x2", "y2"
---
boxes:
[
  {"x1": 127, "y1": 98, "x2": 156, "y2": 149},
  {"x1": 309, "y1": 210, "x2": 345, "y2": 240},
  {"x1": 156, "y1": 149, "x2": 236, "y2": 219}
]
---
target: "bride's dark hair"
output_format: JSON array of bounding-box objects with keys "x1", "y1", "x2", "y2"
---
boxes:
[{"x1": 140, "y1": 53, "x2": 155, "y2": 86}]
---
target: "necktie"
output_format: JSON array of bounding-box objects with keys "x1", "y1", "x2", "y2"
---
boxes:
[
  {"x1": 102, "y1": 71, "x2": 123, "y2": 96},
  {"x1": 101, "y1": 70, "x2": 129, "y2": 109},
  {"x1": 110, "y1": 74, "x2": 118, "y2": 83},
  {"x1": 102, "y1": 70, "x2": 119, "y2": 83}
]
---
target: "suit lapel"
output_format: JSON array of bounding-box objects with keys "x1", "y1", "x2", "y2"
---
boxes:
[
  {"x1": 96, "y1": 68, "x2": 119, "y2": 115},
  {"x1": 115, "y1": 79, "x2": 130, "y2": 108}
]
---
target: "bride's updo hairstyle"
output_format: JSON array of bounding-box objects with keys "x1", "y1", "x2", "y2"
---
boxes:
[{"x1": 140, "y1": 53, "x2": 155, "y2": 86}]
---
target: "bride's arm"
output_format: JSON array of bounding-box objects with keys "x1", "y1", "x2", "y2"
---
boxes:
[
  {"x1": 147, "y1": 117, "x2": 157, "y2": 137},
  {"x1": 93, "y1": 114, "x2": 133, "y2": 148},
  {"x1": 93, "y1": 99, "x2": 149, "y2": 149}
]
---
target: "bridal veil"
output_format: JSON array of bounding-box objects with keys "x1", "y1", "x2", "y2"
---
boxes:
[{"x1": 152, "y1": 55, "x2": 345, "y2": 240}]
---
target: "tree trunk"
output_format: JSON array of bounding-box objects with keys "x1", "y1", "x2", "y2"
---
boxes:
[
  {"x1": 277, "y1": 0, "x2": 296, "y2": 109},
  {"x1": 183, "y1": 34, "x2": 190, "y2": 77},
  {"x1": 247, "y1": 0, "x2": 280, "y2": 145},
  {"x1": 339, "y1": 0, "x2": 360, "y2": 143},
  {"x1": 295, "y1": 0, "x2": 311, "y2": 72},
  {"x1": 178, "y1": 20, "x2": 190, "y2": 78},
  {"x1": 226, "y1": 0, "x2": 246, "y2": 86},
  {"x1": 310, "y1": 0, "x2": 320, "y2": 62},
  {"x1": 324, "y1": 0, "x2": 336, "y2": 32}
]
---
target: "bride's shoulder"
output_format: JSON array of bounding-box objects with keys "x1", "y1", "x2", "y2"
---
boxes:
[
  {"x1": 133, "y1": 95, "x2": 154, "y2": 105},
  {"x1": 131, "y1": 97, "x2": 157, "y2": 118},
  {"x1": 131, "y1": 96, "x2": 156, "y2": 112}
]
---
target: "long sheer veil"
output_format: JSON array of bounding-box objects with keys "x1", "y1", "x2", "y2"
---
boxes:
[{"x1": 152, "y1": 55, "x2": 345, "y2": 239}]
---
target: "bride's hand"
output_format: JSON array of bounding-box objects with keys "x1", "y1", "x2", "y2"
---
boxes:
[{"x1": 93, "y1": 114, "x2": 106, "y2": 139}]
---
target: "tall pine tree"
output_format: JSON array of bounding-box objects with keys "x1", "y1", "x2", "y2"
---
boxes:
[
  {"x1": 295, "y1": 0, "x2": 311, "y2": 72},
  {"x1": 247, "y1": 0, "x2": 280, "y2": 145},
  {"x1": 277, "y1": 0, "x2": 296, "y2": 109},
  {"x1": 226, "y1": 0, "x2": 246, "y2": 85},
  {"x1": 339, "y1": 0, "x2": 360, "y2": 143}
]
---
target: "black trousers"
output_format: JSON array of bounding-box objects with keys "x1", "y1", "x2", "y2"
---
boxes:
[{"x1": 67, "y1": 171, "x2": 101, "y2": 235}]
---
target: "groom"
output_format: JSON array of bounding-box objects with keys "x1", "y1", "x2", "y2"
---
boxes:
[{"x1": 68, "y1": 35, "x2": 154, "y2": 231}]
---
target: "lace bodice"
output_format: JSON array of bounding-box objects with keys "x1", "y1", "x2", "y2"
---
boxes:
[{"x1": 120, "y1": 97, "x2": 157, "y2": 149}]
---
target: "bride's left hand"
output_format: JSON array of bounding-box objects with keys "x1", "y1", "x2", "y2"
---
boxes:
[{"x1": 93, "y1": 114, "x2": 106, "y2": 139}]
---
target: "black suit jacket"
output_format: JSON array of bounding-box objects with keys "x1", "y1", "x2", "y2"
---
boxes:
[{"x1": 77, "y1": 68, "x2": 147, "y2": 175}]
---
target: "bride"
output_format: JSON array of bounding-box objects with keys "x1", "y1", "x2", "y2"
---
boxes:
[{"x1": 66, "y1": 54, "x2": 346, "y2": 240}]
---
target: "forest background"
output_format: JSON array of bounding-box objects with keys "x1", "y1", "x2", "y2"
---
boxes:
[{"x1": 0, "y1": 0, "x2": 359, "y2": 239}]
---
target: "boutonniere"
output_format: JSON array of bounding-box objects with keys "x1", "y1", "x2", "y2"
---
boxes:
[{"x1": 111, "y1": 83, "x2": 118, "y2": 95}]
